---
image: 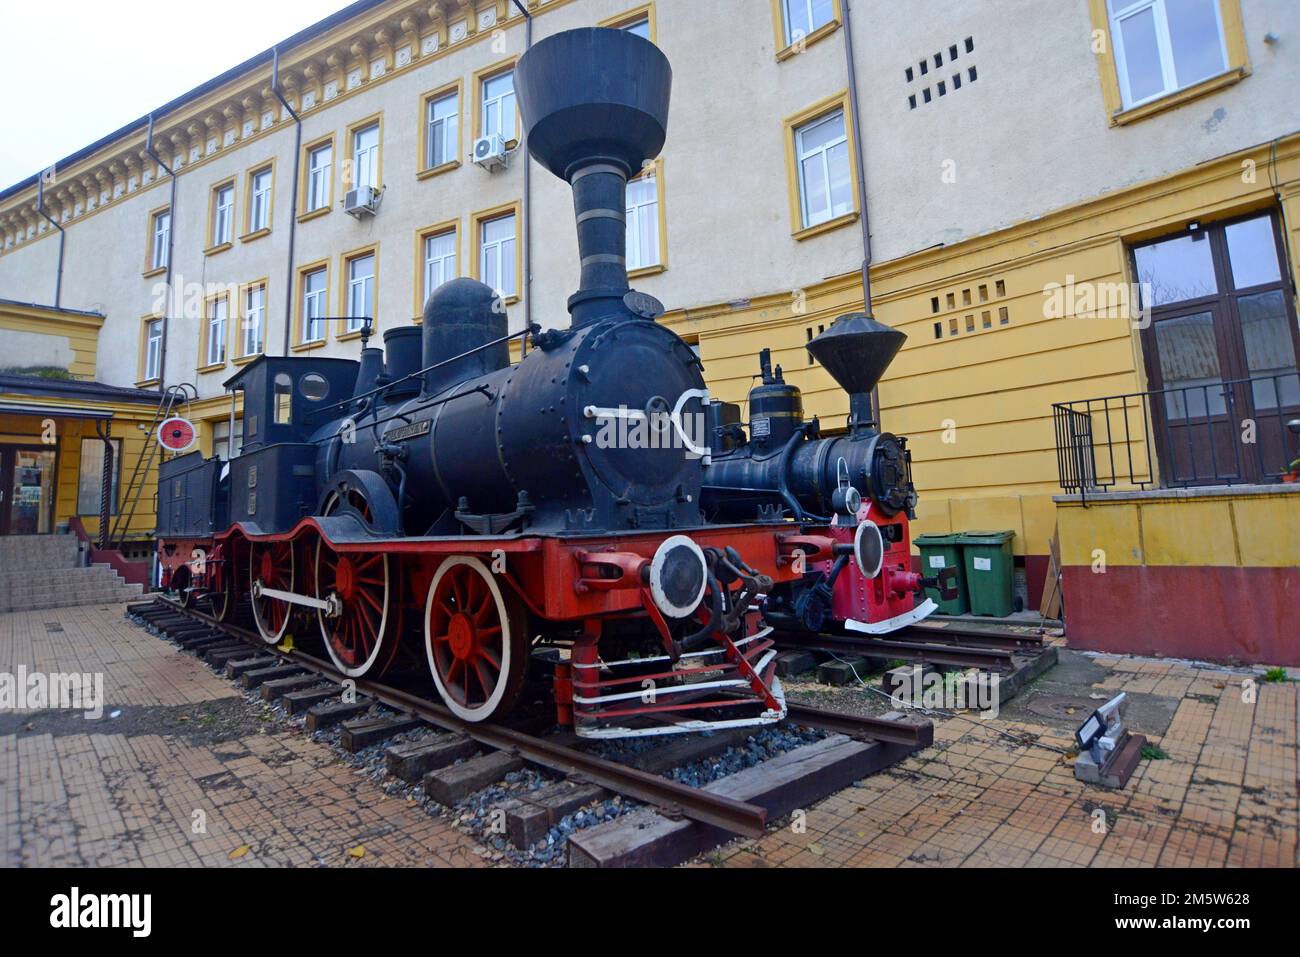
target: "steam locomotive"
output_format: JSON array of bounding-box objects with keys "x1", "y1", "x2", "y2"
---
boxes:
[{"x1": 155, "y1": 28, "x2": 943, "y2": 738}]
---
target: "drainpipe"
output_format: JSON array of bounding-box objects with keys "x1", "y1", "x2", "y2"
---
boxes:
[
  {"x1": 145, "y1": 113, "x2": 178, "y2": 388},
  {"x1": 841, "y1": 0, "x2": 872, "y2": 315},
  {"x1": 512, "y1": 0, "x2": 534, "y2": 350},
  {"x1": 272, "y1": 46, "x2": 303, "y2": 356},
  {"x1": 35, "y1": 174, "x2": 66, "y2": 309},
  {"x1": 95, "y1": 418, "x2": 114, "y2": 550}
]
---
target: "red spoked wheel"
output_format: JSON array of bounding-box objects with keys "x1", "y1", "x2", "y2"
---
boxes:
[
  {"x1": 424, "y1": 556, "x2": 529, "y2": 723},
  {"x1": 314, "y1": 541, "x2": 398, "y2": 678},
  {"x1": 250, "y1": 540, "x2": 295, "y2": 645}
]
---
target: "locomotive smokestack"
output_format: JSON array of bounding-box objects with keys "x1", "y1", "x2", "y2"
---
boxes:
[
  {"x1": 807, "y1": 313, "x2": 907, "y2": 432},
  {"x1": 515, "y1": 28, "x2": 671, "y2": 327}
]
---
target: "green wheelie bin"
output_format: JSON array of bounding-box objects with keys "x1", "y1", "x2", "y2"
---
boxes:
[
  {"x1": 958, "y1": 530, "x2": 1016, "y2": 617},
  {"x1": 914, "y1": 533, "x2": 968, "y2": 615}
]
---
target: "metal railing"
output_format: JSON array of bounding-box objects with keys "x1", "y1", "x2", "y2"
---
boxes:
[{"x1": 1052, "y1": 371, "x2": 1300, "y2": 503}]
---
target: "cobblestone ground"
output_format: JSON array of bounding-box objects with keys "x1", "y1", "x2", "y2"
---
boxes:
[
  {"x1": 708, "y1": 653, "x2": 1298, "y2": 868},
  {"x1": 0, "y1": 603, "x2": 484, "y2": 868}
]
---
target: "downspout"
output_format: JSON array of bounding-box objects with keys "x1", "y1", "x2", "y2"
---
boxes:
[
  {"x1": 272, "y1": 46, "x2": 303, "y2": 356},
  {"x1": 512, "y1": 0, "x2": 534, "y2": 351},
  {"x1": 145, "y1": 114, "x2": 177, "y2": 388},
  {"x1": 35, "y1": 175, "x2": 66, "y2": 309},
  {"x1": 841, "y1": 0, "x2": 872, "y2": 315},
  {"x1": 95, "y1": 418, "x2": 114, "y2": 551}
]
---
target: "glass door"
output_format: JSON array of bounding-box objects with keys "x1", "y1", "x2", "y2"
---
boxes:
[{"x1": 0, "y1": 446, "x2": 58, "y2": 535}]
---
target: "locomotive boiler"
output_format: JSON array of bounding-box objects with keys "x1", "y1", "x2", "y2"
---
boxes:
[
  {"x1": 702, "y1": 314, "x2": 957, "y2": 636},
  {"x1": 156, "y1": 28, "x2": 815, "y2": 738}
]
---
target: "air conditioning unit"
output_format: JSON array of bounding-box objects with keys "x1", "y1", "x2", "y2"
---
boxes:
[
  {"x1": 343, "y1": 185, "x2": 382, "y2": 218},
  {"x1": 473, "y1": 134, "x2": 510, "y2": 172}
]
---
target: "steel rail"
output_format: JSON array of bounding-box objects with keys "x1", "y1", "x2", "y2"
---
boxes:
[
  {"x1": 785, "y1": 702, "x2": 933, "y2": 749},
  {"x1": 774, "y1": 631, "x2": 1016, "y2": 672},
  {"x1": 140, "y1": 599, "x2": 769, "y2": 839}
]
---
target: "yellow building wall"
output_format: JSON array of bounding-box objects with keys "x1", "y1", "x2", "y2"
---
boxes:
[
  {"x1": 0, "y1": 304, "x2": 103, "y2": 380},
  {"x1": 663, "y1": 135, "x2": 1300, "y2": 562}
]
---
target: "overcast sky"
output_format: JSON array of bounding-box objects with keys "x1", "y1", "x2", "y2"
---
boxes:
[{"x1": 0, "y1": 0, "x2": 354, "y2": 190}]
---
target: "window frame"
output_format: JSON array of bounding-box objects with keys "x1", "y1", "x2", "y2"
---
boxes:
[
  {"x1": 783, "y1": 91, "x2": 860, "y2": 240},
  {"x1": 206, "y1": 179, "x2": 237, "y2": 254},
  {"x1": 300, "y1": 134, "x2": 335, "y2": 220},
  {"x1": 769, "y1": 0, "x2": 842, "y2": 61},
  {"x1": 626, "y1": 158, "x2": 668, "y2": 278},
  {"x1": 237, "y1": 279, "x2": 268, "y2": 362},
  {"x1": 474, "y1": 58, "x2": 520, "y2": 146},
  {"x1": 1088, "y1": 0, "x2": 1250, "y2": 125},
  {"x1": 413, "y1": 220, "x2": 460, "y2": 319},
  {"x1": 419, "y1": 80, "x2": 464, "y2": 178},
  {"x1": 144, "y1": 204, "x2": 170, "y2": 276},
  {"x1": 599, "y1": 3, "x2": 658, "y2": 43},
  {"x1": 339, "y1": 244, "x2": 380, "y2": 338},
  {"x1": 242, "y1": 161, "x2": 275, "y2": 239},
  {"x1": 471, "y1": 202, "x2": 522, "y2": 305},
  {"x1": 294, "y1": 259, "x2": 332, "y2": 350},
  {"x1": 345, "y1": 114, "x2": 383, "y2": 193},
  {"x1": 138, "y1": 316, "x2": 163, "y2": 385},
  {"x1": 76, "y1": 436, "x2": 122, "y2": 517},
  {"x1": 200, "y1": 292, "x2": 231, "y2": 370}
]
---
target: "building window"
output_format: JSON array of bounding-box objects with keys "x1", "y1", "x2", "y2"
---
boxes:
[
  {"x1": 306, "y1": 141, "x2": 333, "y2": 212},
  {"x1": 623, "y1": 17, "x2": 651, "y2": 39},
  {"x1": 212, "y1": 183, "x2": 235, "y2": 247},
  {"x1": 1133, "y1": 211, "x2": 1300, "y2": 486},
  {"x1": 424, "y1": 230, "x2": 457, "y2": 300},
  {"x1": 794, "y1": 108, "x2": 852, "y2": 229},
  {"x1": 212, "y1": 419, "x2": 244, "y2": 461},
  {"x1": 248, "y1": 166, "x2": 273, "y2": 233},
  {"x1": 478, "y1": 212, "x2": 517, "y2": 299},
  {"x1": 143, "y1": 318, "x2": 163, "y2": 381},
  {"x1": 204, "y1": 297, "x2": 228, "y2": 366},
  {"x1": 301, "y1": 267, "x2": 328, "y2": 343},
  {"x1": 76, "y1": 438, "x2": 121, "y2": 516},
  {"x1": 149, "y1": 208, "x2": 170, "y2": 271},
  {"x1": 350, "y1": 121, "x2": 380, "y2": 191},
  {"x1": 782, "y1": 0, "x2": 836, "y2": 46},
  {"x1": 600, "y1": 5, "x2": 656, "y2": 41},
  {"x1": 1108, "y1": 0, "x2": 1228, "y2": 108},
  {"x1": 345, "y1": 251, "x2": 376, "y2": 332},
  {"x1": 241, "y1": 284, "x2": 266, "y2": 357},
  {"x1": 626, "y1": 167, "x2": 661, "y2": 272},
  {"x1": 481, "y1": 71, "x2": 516, "y2": 142},
  {"x1": 426, "y1": 89, "x2": 459, "y2": 169}
]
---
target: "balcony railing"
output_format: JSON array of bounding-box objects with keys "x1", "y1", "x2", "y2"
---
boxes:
[{"x1": 1052, "y1": 372, "x2": 1300, "y2": 502}]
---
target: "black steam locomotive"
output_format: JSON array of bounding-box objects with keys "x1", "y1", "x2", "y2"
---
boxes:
[{"x1": 155, "y1": 27, "x2": 937, "y2": 738}]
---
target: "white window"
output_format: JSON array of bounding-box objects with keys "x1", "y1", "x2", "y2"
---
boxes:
[
  {"x1": 626, "y1": 171, "x2": 660, "y2": 271},
  {"x1": 249, "y1": 167, "x2": 272, "y2": 231},
  {"x1": 424, "y1": 232, "x2": 457, "y2": 299},
  {"x1": 783, "y1": 0, "x2": 835, "y2": 46},
  {"x1": 1108, "y1": 0, "x2": 1228, "y2": 108},
  {"x1": 481, "y1": 72, "x2": 516, "y2": 142},
  {"x1": 206, "y1": 298, "x2": 228, "y2": 365},
  {"x1": 351, "y1": 123, "x2": 380, "y2": 190},
  {"x1": 212, "y1": 419, "x2": 244, "y2": 461},
  {"x1": 795, "y1": 109, "x2": 852, "y2": 229},
  {"x1": 427, "y1": 91, "x2": 459, "y2": 168},
  {"x1": 307, "y1": 142, "x2": 332, "y2": 211},
  {"x1": 151, "y1": 210, "x2": 170, "y2": 270},
  {"x1": 303, "y1": 268, "x2": 327, "y2": 342},
  {"x1": 213, "y1": 184, "x2": 234, "y2": 245},
  {"x1": 144, "y1": 319, "x2": 162, "y2": 380},
  {"x1": 77, "y1": 438, "x2": 121, "y2": 515},
  {"x1": 479, "y1": 214, "x2": 516, "y2": 299},
  {"x1": 242, "y1": 285, "x2": 265, "y2": 357},
  {"x1": 347, "y1": 253, "x2": 375, "y2": 331},
  {"x1": 622, "y1": 18, "x2": 651, "y2": 40}
]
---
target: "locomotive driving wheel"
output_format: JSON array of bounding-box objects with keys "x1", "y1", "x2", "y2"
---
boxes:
[
  {"x1": 314, "y1": 541, "x2": 399, "y2": 678},
  {"x1": 250, "y1": 540, "x2": 296, "y2": 645},
  {"x1": 424, "y1": 556, "x2": 529, "y2": 723}
]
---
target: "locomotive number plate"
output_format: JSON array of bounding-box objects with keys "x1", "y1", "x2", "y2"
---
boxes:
[{"x1": 388, "y1": 420, "x2": 431, "y2": 442}]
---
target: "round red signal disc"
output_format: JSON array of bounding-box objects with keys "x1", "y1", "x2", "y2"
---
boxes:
[{"x1": 158, "y1": 417, "x2": 197, "y2": 454}]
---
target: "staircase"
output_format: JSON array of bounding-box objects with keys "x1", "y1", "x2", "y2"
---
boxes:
[{"x1": 0, "y1": 535, "x2": 144, "y2": 613}]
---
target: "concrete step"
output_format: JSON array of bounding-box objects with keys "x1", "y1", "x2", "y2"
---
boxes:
[
  {"x1": 0, "y1": 534, "x2": 83, "y2": 570},
  {"x1": 0, "y1": 565, "x2": 129, "y2": 594}
]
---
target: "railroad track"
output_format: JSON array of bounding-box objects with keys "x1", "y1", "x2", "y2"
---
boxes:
[{"x1": 126, "y1": 596, "x2": 931, "y2": 867}]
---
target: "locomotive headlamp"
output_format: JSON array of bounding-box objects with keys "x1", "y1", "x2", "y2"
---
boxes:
[
  {"x1": 647, "y1": 535, "x2": 708, "y2": 619},
  {"x1": 853, "y1": 520, "x2": 885, "y2": 579}
]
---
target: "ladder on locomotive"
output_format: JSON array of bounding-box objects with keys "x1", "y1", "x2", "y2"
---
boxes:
[{"x1": 107, "y1": 384, "x2": 192, "y2": 550}]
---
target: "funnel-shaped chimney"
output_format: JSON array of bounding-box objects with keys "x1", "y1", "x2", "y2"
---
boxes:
[
  {"x1": 807, "y1": 313, "x2": 907, "y2": 430},
  {"x1": 516, "y1": 28, "x2": 671, "y2": 327}
]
